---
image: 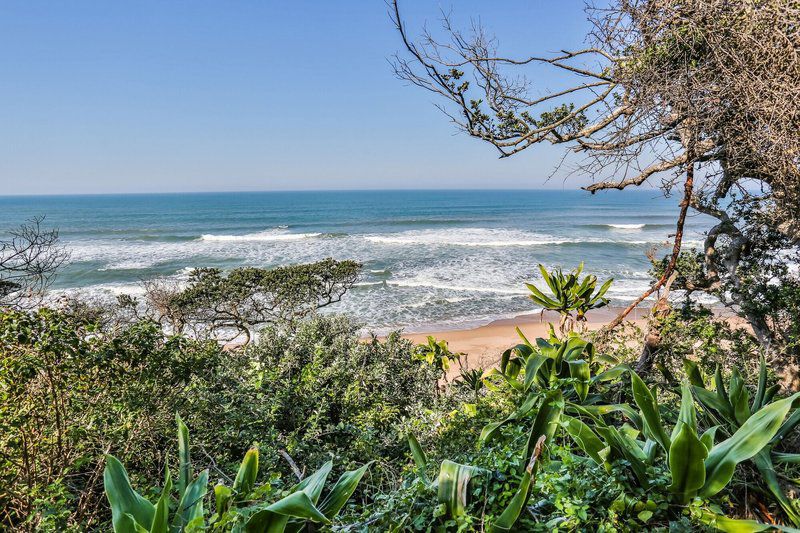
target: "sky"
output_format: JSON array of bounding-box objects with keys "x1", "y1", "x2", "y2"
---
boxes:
[{"x1": 0, "y1": 1, "x2": 601, "y2": 195}]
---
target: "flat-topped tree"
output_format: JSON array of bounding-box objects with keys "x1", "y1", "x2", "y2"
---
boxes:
[
  {"x1": 391, "y1": 0, "x2": 800, "y2": 353},
  {"x1": 141, "y1": 258, "x2": 361, "y2": 344}
]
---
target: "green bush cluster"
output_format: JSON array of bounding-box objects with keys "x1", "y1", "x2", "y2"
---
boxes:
[{"x1": 0, "y1": 309, "x2": 439, "y2": 530}]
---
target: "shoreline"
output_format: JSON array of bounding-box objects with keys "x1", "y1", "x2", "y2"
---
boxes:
[{"x1": 397, "y1": 307, "x2": 650, "y2": 376}]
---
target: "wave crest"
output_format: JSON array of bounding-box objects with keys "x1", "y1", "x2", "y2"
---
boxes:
[{"x1": 199, "y1": 230, "x2": 321, "y2": 242}]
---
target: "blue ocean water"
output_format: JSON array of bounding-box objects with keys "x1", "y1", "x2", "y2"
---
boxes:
[{"x1": 0, "y1": 190, "x2": 713, "y2": 331}]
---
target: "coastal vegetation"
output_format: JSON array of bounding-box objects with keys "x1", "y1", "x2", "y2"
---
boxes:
[{"x1": 1, "y1": 0, "x2": 799, "y2": 530}]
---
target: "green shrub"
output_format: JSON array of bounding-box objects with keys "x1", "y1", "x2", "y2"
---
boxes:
[
  {"x1": 0, "y1": 309, "x2": 439, "y2": 530},
  {"x1": 246, "y1": 315, "x2": 441, "y2": 484}
]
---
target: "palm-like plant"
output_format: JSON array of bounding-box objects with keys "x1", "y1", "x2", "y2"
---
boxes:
[{"x1": 526, "y1": 263, "x2": 612, "y2": 335}]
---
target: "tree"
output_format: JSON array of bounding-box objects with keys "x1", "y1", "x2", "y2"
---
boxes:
[
  {"x1": 134, "y1": 258, "x2": 361, "y2": 344},
  {"x1": 390, "y1": 0, "x2": 800, "y2": 361},
  {"x1": 0, "y1": 218, "x2": 69, "y2": 309}
]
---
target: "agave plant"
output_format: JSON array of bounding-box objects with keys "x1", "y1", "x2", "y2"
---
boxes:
[
  {"x1": 526, "y1": 263, "x2": 612, "y2": 334},
  {"x1": 563, "y1": 369, "x2": 800, "y2": 528},
  {"x1": 686, "y1": 357, "x2": 800, "y2": 526},
  {"x1": 103, "y1": 414, "x2": 370, "y2": 532}
]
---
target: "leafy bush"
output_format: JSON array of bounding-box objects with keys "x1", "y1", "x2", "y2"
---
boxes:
[
  {"x1": 245, "y1": 315, "x2": 441, "y2": 484},
  {"x1": 0, "y1": 309, "x2": 438, "y2": 530}
]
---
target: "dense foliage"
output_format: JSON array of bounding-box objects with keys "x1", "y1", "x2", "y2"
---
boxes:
[
  {"x1": 2, "y1": 261, "x2": 799, "y2": 531},
  {"x1": 0, "y1": 309, "x2": 439, "y2": 530}
]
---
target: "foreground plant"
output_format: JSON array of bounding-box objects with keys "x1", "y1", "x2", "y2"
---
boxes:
[
  {"x1": 103, "y1": 415, "x2": 370, "y2": 532},
  {"x1": 686, "y1": 357, "x2": 800, "y2": 526},
  {"x1": 564, "y1": 370, "x2": 800, "y2": 529}
]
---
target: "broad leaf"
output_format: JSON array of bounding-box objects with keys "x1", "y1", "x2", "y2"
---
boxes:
[
  {"x1": 702, "y1": 392, "x2": 800, "y2": 497},
  {"x1": 104, "y1": 455, "x2": 155, "y2": 533}
]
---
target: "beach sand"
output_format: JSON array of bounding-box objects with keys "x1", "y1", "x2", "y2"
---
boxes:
[{"x1": 402, "y1": 307, "x2": 650, "y2": 377}]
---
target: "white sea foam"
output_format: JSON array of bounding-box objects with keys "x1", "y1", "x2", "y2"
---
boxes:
[
  {"x1": 200, "y1": 230, "x2": 321, "y2": 242},
  {"x1": 365, "y1": 228, "x2": 573, "y2": 247},
  {"x1": 607, "y1": 223, "x2": 646, "y2": 230}
]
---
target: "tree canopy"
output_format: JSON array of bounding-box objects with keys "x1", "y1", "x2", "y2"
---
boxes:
[{"x1": 134, "y1": 258, "x2": 361, "y2": 343}]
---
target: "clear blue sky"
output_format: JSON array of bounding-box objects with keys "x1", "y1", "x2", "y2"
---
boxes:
[{"x1": 1, "y1": 1, "x2": 599, "y2": 195}]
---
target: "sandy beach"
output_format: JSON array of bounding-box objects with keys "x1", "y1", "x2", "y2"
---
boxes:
[{"x1": 402, "y1": 307, "x2": 650, "y2": 376}]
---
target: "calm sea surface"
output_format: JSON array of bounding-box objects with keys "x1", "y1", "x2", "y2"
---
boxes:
[{"x1": 0, "y1": 190, "x2": 713, "y2": 331}]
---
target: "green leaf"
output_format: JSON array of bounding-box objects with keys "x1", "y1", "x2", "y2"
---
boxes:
[
  {"x1": 318, "y1": 462, "x2": 372, "y2": 519},
  {"x1": 175, "y1": 470, "x2": 208, "y2": 529},
  {"x1": 754, "y1": 450, "x2": 800, "y2": 527},
  {"x1": 523, "y1": 354, "x2": 549, "y2": 392},
  {"x1": 407, "y1": 433, "x2": 428, "y2": 482},
  {"x1": 293, "y1": 461, "x2": 332, "y2": 505},
  {"x1": 596, "y1": 426, "x2": 649, "y2": 488},
  {"x1": 479, "y1": 392, "x2": 538, "y2": 445},
  {"x1": 683, "y1": 359, "x2": 705, "y2": 387},
  {"x1": 233, "y1": 448, "x2": 259, "y2": 500},
  {"x1": 176, "y1": 413, "x2": 192, "y2": 500},
  {"x1": 567, "y1": 360, "x2": 591, "y2": 402},
  {"x1": 104, "y1": 455, "x2": 155, "y2": 533},
  {"x1": 150, "y1": 469, "x2": 172, "y2": 533},
  {"x1": 266, "y1": 490, "x2": 330, "y2": 523},
  {"x1": 563, "y1": 416, "x2": 608, "y2": 467},
  {"x1": 698, "y1": 510, "x2": 777, "y2": 532},
  {"x1": 668, "y1": 423, "x2": 708, "y2": 503},
  {"x1": 214, "y1": 484, "x2": 233, "y2": 516},
  {"x1": 701, "y1": 426, "x2": 720, "y2": 452},
  {"x1": 773, "y1": 451, "x2": 800, "y2": 464},
  {"x1": 702, "y1": 392, "x2": 800, "y2": 497},
  {"x1": 436, "y1": 460, "x2": 485, "y2": 518},
  {"x1": 523, "y1": 390, "x2": 563, "y2": 465},
  {"x1": 753, "y1": 355, "x2": 768, "y2": 410},
  {"x1": 671, "y1": 383, "x2": 698, "y2": 442},
  {"x1": 693, "y1": 385, "x2": 735, "y2": 422},
  {"x1": 630, "y1": 371, "x2": 670, "y2": 453},
  {"x1": 489, "y1": 467, "x2": 533, "y2": 532}
]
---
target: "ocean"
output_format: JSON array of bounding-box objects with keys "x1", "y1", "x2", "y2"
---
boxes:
[{"x1": 0, "y1": 189, "x2": 713, "y2": 332}]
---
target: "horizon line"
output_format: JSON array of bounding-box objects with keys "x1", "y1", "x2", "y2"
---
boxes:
[{"x1": 0, "y1": 185, "x2": 659, "y2": 199}]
